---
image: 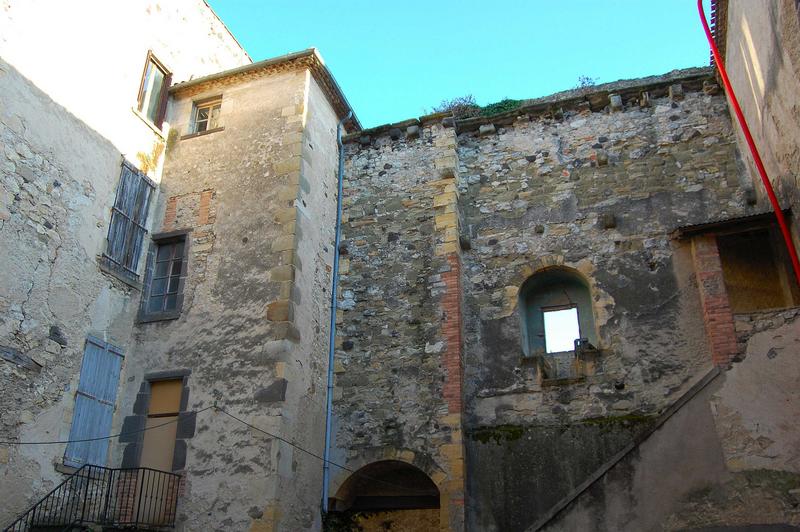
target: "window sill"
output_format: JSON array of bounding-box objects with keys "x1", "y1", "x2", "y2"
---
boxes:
[
  {"x1": 131, "y1": 107, "x2": 166, "y2": 140},
  {"x1": 98, "y1": 256, "x2": 142, "y2": 290},
  {"x1": 55, "y1": 462, "x2": 79, "y2": 476},
  {"x1": 137, "y1": 311, "x2": 181, "y2": 324},
  {"x1": 180, "y1": 126, "x2": 224, "y2": 141},
  {"x1": 541, "y1": 376, "x2": 586, "y2": 387}
]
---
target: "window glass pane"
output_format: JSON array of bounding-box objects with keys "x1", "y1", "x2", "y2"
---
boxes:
[
  {"x1": 155, "y1": 261, "x2": 169, "y2": 277},
  {"x1": 167, "y1": 276, "x2": 180, "y2": 294},
  {"x1": 171, "y1": 259, "x2": 182, "y2": 276},
  {"x1": 543, "y1": 307, "x2": 580, "y2": 353},
  {"x1": 165, "y1": 294, "x2": 178, "y2": 310},
  {"x1": 174, "y1": 241, "x2": 184, "y2": 257},
  {"x1": 209, "y1": 105, "x2": 221, "y2": 129},
  {"x1": 157, "y1": 244, "x2": 172, "y2": 261},
  {"x1": 197, "y1": 107, "x2": 209, "y2": 120},
  {"x1": 145, "y1": 63, "x2": 165, "y2": 123},
  {"x1": 148, "y1": 295, "x2": 164, "y2": 313},
  {"x1": 151, "y1": 278, "x2": 167, "y2": 296}
]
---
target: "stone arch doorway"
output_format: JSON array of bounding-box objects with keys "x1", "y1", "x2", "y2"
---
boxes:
[{"x1": 329, "y1": 460, "x2": 441, "y2": 531}]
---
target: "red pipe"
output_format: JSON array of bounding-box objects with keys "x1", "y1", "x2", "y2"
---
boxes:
[{"x1": 698, "y1": 0, "x2": 800, "y2": 286}]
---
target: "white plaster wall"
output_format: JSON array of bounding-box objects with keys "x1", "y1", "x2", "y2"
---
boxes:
[
  {"x1": 0, "y1": 1, "x2": 250, "y2": 524},
  {"x1": 0, "y1": 0, "x2": 250, "y2": 164}
]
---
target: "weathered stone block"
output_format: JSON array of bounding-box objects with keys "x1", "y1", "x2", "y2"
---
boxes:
[
  {"x1": 476, "y1": 123, "x2": 495, "y2": 136},
  {"x1": 266, "y1": 300, "x2": 292, "y2": 322},
  {"x1": 271, "y1": 235, "x2": 295, "y2": 252},
  {"x1": 669, "y1": 83, "x2": 684, "y2": 101},
  {"x1": 273, "y1": 157, "x2": 301, "y2": 175},
  {"x1": 254, "y1": 378, "x2": 288, "y2": 403}
]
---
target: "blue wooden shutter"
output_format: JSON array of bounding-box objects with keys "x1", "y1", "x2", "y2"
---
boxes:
[
  {"x1": 64, "y1": 337, "x2": 123, "y2": 467},
  {"x1": 106, "y1": 163, "x2": 153, "y2": 274}
]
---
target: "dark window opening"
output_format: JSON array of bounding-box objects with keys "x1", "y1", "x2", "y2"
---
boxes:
[
  {"x1": 139, "y1": 232, "x2": 188, "y2": 322},
  {"x1": 148, "y1": 240, "x2": 184, "y2": 313},
  {"x1": 329, "y1": 460, "x2": 440, "y2": 513},
  {"x1": 718, "y1": 227, "x2": 800, "y2": 313}
]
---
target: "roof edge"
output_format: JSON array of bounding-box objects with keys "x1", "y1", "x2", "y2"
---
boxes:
[
  {"x1": 170, "y1": 48, "x2": 361, "y2": 131},
  {"x1": 344, "y1": 67, "x2": 716, "y2": 142}
]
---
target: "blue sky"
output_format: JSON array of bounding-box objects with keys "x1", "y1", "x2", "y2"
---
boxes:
[{"x1": 208, "y1": 1, "x2": 714, "y2": 128}]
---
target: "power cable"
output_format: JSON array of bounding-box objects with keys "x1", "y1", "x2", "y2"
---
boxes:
[
  {"x1": 0, "y1": 404, "x2": 432, "y2": 497},
  {"x1": 0, "y1": 406, "x2": 215, "y2": 446}
]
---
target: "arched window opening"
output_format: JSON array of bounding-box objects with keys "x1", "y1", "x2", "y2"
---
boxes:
[{"x1": 519, "y1": 268, "x2": 598, "y2": 367}]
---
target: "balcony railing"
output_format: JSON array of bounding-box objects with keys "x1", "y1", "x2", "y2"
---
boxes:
[{"x1": 3, "y1": 465, "x2": 181, "y2": 531}]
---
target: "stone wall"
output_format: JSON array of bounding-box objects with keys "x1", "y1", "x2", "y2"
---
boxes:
[
  {"x1": 332, "y1": 119, "x2": 466, "y2": 529},
  {"x1": 329, "y1": 68, "x2": 796, "y2": 531},
  {"x1": 114, "y1": 64, "x2": 343, "y2": 531},
  {"x1": 0, "y1": 1, "x2": 248, "y2": 525},
  {"x1": 457, "y1": 71, "x2": 757, "y2": 530}
]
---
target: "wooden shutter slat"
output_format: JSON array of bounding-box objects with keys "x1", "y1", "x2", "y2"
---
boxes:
[{"x1": 64, "y1": 338, "x2": 123, "y2": 467}]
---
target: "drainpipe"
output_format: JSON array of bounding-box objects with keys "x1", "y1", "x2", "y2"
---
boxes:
[
  {"x1": 322, "y1": 110, "x2": 352, "y2": 513},
  {"x1": 698, "y1": 0, "x2": 800, "y2": 286}
]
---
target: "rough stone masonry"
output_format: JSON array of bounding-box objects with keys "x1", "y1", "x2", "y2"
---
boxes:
[{"x1": 331, "y1": 66, "x2": 800, "y2": 531}]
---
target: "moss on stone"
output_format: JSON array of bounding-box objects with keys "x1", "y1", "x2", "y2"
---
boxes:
[
  {"x1": 469, "y1": 424, "x2": 526, "y2": 444},
  {"x1": 580, "y1": 413, "x2": 657, "y2": 428}
]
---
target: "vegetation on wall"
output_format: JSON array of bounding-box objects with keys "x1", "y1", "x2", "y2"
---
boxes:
[
  {"x1": 574, "y1": 75, "x2": 599, "y2": 89},
  {"x1": 430, "y1": 94, "x2": 523, "y2": 119}
]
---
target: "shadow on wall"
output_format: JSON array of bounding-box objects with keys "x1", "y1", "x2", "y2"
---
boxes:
[{"x1": 0, "y1": 56, "x2": 140, "y2": 524}]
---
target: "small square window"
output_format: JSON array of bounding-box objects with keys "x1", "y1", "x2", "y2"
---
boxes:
[
  {"x1": 137, "y1": 52, "x2": 171, "y2": 127},
  {"x1": 192, "y1": 99, "x2": 222, "y2": 133},
  {"x1": 543, "y1": 306, "x2": 580, "y2": 353}
]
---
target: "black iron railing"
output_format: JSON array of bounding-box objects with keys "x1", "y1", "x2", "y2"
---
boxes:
[{"x1": 3, "y1": 465, "x2": 181, "y2": 531}]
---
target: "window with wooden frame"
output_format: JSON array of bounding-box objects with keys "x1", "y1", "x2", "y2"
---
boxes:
[
  {"x1": 139, "y1": 231, "x2": 189, "y2": 322},
  {"x1": 192, "y1": 97, "x2": 222, "y2": 134},
  {"x1": 137, "y1": 51, "x2": 171, "y2": 127},
  {"x1": 102, "y1": 161, "x2": 155, "y2": 283}
]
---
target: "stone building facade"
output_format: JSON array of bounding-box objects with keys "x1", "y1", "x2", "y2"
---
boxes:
[
  {"x1": 2, "y1": 1, "x2": 800, "y2": 531},
  {"x1": 0, "y1": 0, "x2": 251, "y2": 523}
]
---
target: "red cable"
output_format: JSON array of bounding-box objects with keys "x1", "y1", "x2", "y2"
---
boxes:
[{"x1": 698, "y1": 0, "x2": 800, "y2": 286}]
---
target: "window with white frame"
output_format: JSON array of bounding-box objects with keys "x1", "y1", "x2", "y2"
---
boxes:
[{"x1": 192, "y1": 98, "x2": 222, "y2": 133}]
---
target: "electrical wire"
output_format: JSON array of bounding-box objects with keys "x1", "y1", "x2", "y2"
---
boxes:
[
  {"x1": 0, "y1": 404, "x2": 431, "y2": 497},
  {"x1": 0, "y1": 406, "x2": 214, "y2": 446}
]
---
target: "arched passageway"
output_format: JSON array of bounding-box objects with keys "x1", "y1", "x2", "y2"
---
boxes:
[{"x1": 328, "y1": 460, "x2": 440, "y2": 531}]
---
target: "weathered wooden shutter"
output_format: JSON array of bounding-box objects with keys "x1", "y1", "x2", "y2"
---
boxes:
[
  {"x1": 64, "y1": 337, "x2": 124, "y2": 467},
  {"x1": 155, "y1": 72, "x2": 172, "y2": 128},
  {"x1": 106, "y1": 163, "x2": 153, "y2": 274}
]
